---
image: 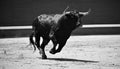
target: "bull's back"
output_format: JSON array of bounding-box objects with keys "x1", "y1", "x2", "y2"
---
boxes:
[{"x1": 32, "y1": 14, "x2": 63, "y2": 36}]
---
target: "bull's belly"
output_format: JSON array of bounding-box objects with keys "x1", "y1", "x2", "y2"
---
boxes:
[{"x1": 55, "y1": 33, "x2": 71, "y2": 43}]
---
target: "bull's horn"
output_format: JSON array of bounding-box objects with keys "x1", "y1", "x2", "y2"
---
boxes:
[
  {"x1": 79, "y1": 8, "x2": 91, "y2": 16},
  {"x1": 63, "y1": 6, "x2": 69, "y2": 14}
]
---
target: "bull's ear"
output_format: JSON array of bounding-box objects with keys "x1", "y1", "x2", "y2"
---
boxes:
[{"x1": 64, "y1": 14, "x2": 70, "y2": 19}]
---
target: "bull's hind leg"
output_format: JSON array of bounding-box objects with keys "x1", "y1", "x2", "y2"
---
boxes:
[
  {"x1": 40, "y1": 37, "x2": 50, "y2": 59},
  {"x1": 35, "y1": 32, "x2": 41, "y2": 51}
]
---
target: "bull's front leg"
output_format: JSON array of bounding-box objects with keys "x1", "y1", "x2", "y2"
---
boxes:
[
  {"x1": 49, "y1": 34, "x2": 58, "y2": 54},
  {"x1": 56, "y1": 40, "x2": 67, "y2": 53}
]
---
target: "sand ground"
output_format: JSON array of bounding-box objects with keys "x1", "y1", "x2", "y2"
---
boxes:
[{"x1": 0, "y1": 35, "x2": 120, "y2": 69}]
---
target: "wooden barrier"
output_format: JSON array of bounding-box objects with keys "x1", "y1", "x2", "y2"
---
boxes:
[
  {"x1": 0, "y1": 24, "x2": 120, "y2": 30},
  {"x1": 0, "y1": 24, "x2": 120, "y2": 38}
]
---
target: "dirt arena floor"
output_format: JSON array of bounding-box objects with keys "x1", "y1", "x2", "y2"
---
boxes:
[{"x1": 0, "y1": 35, "x2": 120, "y2": 69}]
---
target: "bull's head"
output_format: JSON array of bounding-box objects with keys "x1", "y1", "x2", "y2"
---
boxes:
[
  {"x1": 63, "y1": 9, "x2": 91, "y2": 28},
  {"x1": 76, "y1": 9, "x2": 91, "y2": 27},
  {"x1": 64, "y1": 8, "x2": 91, "y2": 18}
]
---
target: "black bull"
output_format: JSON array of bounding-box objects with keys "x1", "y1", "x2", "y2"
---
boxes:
[{"x1": 29, "y1": 10, "x2": 90, "y2": 59}]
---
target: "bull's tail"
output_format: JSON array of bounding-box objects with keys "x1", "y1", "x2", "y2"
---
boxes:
[
  {"x1": 29, "y1": 18, "x2": 39, "y2": 52},
  {"x1": 29, "y1": 31, "x2": 36, "y2": 52}
]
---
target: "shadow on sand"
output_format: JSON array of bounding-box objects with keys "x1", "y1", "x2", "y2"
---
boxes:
[{"x1": 47, "y1": 58, "x2": 99, "y2": 63}]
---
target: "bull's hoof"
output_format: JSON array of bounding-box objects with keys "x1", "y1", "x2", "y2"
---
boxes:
[
  {"x1": 42, "y1": 55, "x2": 47, "y2": 59},
  {"x1": 49, "y1": 49, "x2": 56, "y2": 54}
]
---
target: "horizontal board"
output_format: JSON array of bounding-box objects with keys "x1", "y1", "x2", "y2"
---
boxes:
[{"x1": 0, "y1": 24, "x2": 120, "y2": 30}]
